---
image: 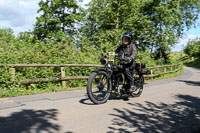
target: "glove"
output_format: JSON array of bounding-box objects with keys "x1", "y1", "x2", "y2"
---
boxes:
[
  {"x1": 124, "y1": 57, "x2": 132, "y2": 63},
  {"x1": 120, "y1": 57, "x2": 132, "y2": 64}
]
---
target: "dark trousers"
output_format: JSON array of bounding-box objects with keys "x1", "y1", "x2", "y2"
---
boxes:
[{"x1": 122, "y1": 62, "x2": 135, "y2": 86}]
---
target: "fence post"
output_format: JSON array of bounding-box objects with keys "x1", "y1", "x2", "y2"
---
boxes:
[
  {"x1": 164, "y1": 67, "x2": 167, "y2": 73},
  {"x1": 9, "y1": 67, "x2": 16, "y2": 82},
  {"x1": 151, "y1": 69, "x2": 153, "y2": 80},
  {"x1": 176, "y1": 64, "x2": 179, "y2": 72},
  {"x1": 61, "y1": 67, "x2": 66, "y2": 87}
]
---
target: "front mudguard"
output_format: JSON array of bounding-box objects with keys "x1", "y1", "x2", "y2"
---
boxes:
[{"x1": 92, "y1": 68, "x2": 107, "y2": 73}]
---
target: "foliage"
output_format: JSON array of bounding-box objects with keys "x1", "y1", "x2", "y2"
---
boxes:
[
  {"x1": 33, "y1": 0, "x2": 84, "y2": 41},
  {"x1": 0, "y1": 28, "x2": 15, "y2": 43},
  {"x1": 183, "y1": 38, "x2": 200, "y2": 68},
  {"x1": 169, "y1": 51, "x2": 185, "y2": 63},
  {"x1": 136, "y1": 51, "x2": 156, "y2": 66},
  {"x1": 184, "y1": 37, "x2": 200, "y2": 58},
  {"x1": 184, "y1": 58, "x2": 200, "y2": 68},
  {"x1": 32, "y1": 0, "x2": 200, "y2": 62},
  {"x1": 0, "y1": 83, "x2": 86, "y2": 98},
  {"x1": 79, "y1": 0, "x2": 200, "y2": 62},
  {"x1": 0, "y1": 28, "x2": 100, "y2": 89}
]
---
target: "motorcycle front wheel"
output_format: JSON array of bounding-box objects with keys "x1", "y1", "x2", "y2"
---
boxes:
[{"x1": 87, "y1": 71, "x2": 111, "y2": 104}]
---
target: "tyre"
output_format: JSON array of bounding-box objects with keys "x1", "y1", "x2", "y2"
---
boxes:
[
  {"x1": 130, "y1": 75, "x2": 144, "y2": 97},
  {"x1": 87, "y1": 71, "x2": 111, "y2": 104}
]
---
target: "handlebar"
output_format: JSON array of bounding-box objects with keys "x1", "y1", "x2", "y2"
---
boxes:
[{"x1": 115, "y1": 56, "x2": 126, "y2": 61}]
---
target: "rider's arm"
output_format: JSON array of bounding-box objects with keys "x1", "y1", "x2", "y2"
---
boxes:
[
  {"x1": 115, "y1": 45, "x2": 121, "y2": 54},
  {"x1": 130, "y1": 43, "x2": 137, "y2": 61}
]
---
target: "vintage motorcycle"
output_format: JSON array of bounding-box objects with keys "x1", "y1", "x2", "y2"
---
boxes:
[{"x1": 86, "y1": 52, "x2": 146, "y2": 104}]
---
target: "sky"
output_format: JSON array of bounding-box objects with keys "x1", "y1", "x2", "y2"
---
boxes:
[
  {"x1": 173, "y1": 19, "x2": 200, "y2": 51},
  {"x1": 0, "y1": 0, "x2": 199, "y2": 52}
]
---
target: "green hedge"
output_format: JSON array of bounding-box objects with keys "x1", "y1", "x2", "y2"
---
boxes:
[
  {"x1": 0, "y1": 39, "x2": 101, "y2": 88},
  {"x1": 0, "y1": 28, "x2": 178, "y2": 89}
]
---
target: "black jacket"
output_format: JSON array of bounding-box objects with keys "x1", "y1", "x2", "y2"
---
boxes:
[{"x1": 115, "y1": 43, "x2": 137, "y2": 64}]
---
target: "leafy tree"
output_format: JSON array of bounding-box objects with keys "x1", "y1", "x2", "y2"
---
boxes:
[
  {"x1": 143, "y1": 0, "x2": 200, "y2": 58},
  {"x1": 0, "y1": 28, "x2": 15, "y2": 43},
  {"x1": 79, "y1": 0, "x2": 200, "y2": 62},
  {"x1": 78, "y1": 0, "x2": 138, "y2": 52},
  {"x1": 184, "y1": 37, "x2": 200, "y2": 58},
  {"x1": 33, "y1": 0, "x2": 84, "y2": 41},
  {"x1": 17, "y1": 31, "x2": 35, "y2": 43}
]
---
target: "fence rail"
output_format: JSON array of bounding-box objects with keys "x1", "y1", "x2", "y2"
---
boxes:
[
  {"x1": 0, "y1": 64, "x2": 104, "y2": 67},
  {"x1": 0, "y1": 64, "x2": 181, "y2": 86}
]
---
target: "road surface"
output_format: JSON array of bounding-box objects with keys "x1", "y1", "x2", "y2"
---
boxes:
[{"x1": 0, "y1": 67, "x2": 200, "y2": 133}]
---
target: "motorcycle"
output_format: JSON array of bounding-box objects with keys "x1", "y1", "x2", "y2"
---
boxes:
[{"x1": 86, "y1": 52, "x2": 146, "y2": 104}]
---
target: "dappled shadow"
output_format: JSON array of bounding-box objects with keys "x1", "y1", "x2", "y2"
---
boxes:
[
  {"x1": 108, "y1": 95, "x2": 200, "y2": 133},
  {"x1": 177, "y1": 80, "x2": 200, "y2": 86},
  {"x1": 0, "y1": 109, "x2": 62, "y2": 133}
]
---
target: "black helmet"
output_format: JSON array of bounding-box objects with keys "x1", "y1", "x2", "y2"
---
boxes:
[{"x1": 122, "y1": 32, "x2": 133, "y2": 44}]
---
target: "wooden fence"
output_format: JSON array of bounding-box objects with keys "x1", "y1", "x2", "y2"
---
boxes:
[{"x1": 0, "y1": 64, "x2": 181, "y2": 87}]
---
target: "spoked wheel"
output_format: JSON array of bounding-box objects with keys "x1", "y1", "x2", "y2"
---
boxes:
[
  {"x1": 130, "y1": 75, "x2": 144, "y2": 97},
  {"x1": 87, "y1": 71, "x2": 111, "y2": 104}
]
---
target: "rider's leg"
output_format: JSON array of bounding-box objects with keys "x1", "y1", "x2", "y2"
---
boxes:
[{"x1": 124, "y1": 67, "x2": 136, "y2": 92}]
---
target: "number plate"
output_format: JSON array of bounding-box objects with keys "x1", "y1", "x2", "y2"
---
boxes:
[{"x1": 108, "y1": 52, "x2": 115, "y2": 62}]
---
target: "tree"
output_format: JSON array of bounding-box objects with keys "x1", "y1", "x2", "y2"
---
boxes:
[
  {"x1": 142, "y1": 0, "x2": 200, "y2": 59},
  {"x1": 78, "y1": 0, "x2": 138, "y2": 52},
  {"x1": 184, "y1": 38, "x2": 200, "y2": 58},
  {"x1": 0, "y1": 28, "x2": 15, "y2": 43},
  {"x1": 33, "y1": 0, "x2": 83, "y2": 41},
  {"x1": 79, "y1": 0, "x2": 200, "y2": 63}
]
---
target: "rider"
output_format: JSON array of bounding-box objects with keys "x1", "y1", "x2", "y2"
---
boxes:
[{"x1": 115, "y1": 32, "x2": 137, "y2": 92}]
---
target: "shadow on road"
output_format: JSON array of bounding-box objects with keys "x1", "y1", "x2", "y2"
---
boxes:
[
  {"x1": 177, "y1": 80, "x2": 200, "y2": 86},
  {"x1": 79, "y1": 98, "x2": 95, "y2": 105},
  {"x1": 0, "y1": 109, "x2": 62, "y2": 133},
  {"x1": 108, "y1": 95, "x2": 200, "y2": 133},
  {"x1": 109, "y1": 95, "x2": 130, "y2": 101},
  {"x1": 79, "y1": 95, "x2": 130, "y2": 105}
]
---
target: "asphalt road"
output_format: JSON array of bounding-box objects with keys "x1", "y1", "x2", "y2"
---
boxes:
[{"x1": 0, "y1": 67, "x2": 200, "y2": 133}]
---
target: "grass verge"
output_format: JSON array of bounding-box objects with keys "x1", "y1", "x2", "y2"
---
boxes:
[
  {"x1": 0, "y1": 85, "x2": 86, "y2": 98},
  {"x1": 145, "y1": 69, "x2": 184, "y2": 82}
]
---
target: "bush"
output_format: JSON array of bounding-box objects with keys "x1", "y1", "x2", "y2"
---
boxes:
[
  {"x1": 136, "y1": 51, "x2": 156, "y2": 66},
  {"x1": 0, "y1": 30, "x2": 100, "y2": 88}
]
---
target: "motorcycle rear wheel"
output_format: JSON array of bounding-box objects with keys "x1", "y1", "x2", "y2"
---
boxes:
[
  {"x1": 130, "y1": 75, "x2": 144, "y2": 97},
  {"x1": 87, "y1": 71, "x2": 111, "y2": 104}
]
